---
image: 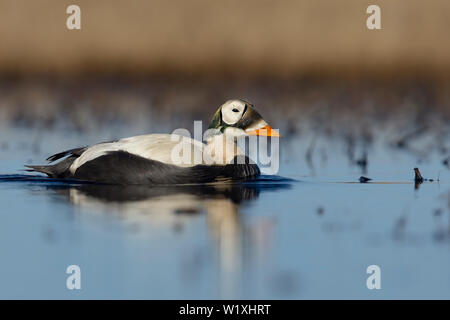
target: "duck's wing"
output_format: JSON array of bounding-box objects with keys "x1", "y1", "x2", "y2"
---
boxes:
[{"x1": 46, "y1": 146, "x2": 88, "y2": 162}]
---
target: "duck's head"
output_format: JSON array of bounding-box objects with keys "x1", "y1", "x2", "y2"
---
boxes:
[{"x1": 207, "y1": 99, "x2": 281, "y2": 138}]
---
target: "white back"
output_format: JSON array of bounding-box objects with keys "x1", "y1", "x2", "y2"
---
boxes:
[{"x1": 69, "y1": 134, "x2": 205, "y2": 173}]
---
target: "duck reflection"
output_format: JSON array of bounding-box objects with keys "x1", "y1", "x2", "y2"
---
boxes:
[
  {"x1": 64, "y1": 183, "x2": 260, "y2": 225},
  {"x1": 49, "y1": 178, "x2": 291, "y2": 298}
]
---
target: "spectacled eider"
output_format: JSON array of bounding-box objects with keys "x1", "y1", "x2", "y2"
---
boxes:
[{"x1": 26, "y1": 99, "x2": 281, "y2": 184}]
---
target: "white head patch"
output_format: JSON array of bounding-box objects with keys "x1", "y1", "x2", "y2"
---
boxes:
[{"x1": 221, "y1": 100, "x2": 246, "y2": 125}]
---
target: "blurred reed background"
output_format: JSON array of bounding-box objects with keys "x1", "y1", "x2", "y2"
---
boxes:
[
  {"x1": 1, "y1": 0, "x2": 450, "y2": 77},
  {"x1": 0, "y1": 0, "x2": 448, "y2": 163}
]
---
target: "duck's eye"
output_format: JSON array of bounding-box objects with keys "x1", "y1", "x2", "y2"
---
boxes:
[{"x1": 232, "y1": 108, "x2": 239, "y2": 113}]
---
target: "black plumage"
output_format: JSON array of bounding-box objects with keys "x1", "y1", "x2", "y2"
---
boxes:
[{"x1": 27, "y1": 151, "x2": 260, "y2": 185}]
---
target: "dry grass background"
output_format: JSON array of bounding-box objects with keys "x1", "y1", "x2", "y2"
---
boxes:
[
  {"x1": 0, "y1": 1, "x2": 449, "y2": 172},
  {"x1": 0, "y1": 0, "x2": 450, "y2": 77},
  {"x1": 0, "y1": 0, "x2": 449, "y2": 139}
]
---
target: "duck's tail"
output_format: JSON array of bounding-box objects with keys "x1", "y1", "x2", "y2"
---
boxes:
[
  {"x1": 25, "y1": 165, "x2": 54, "y2": 177},
  {"x1": 25, "y1": 156, "x2": 77, "y2": 178},
  {"x1": 25, "y1": 146, "x2": 87, "y2": 178}
]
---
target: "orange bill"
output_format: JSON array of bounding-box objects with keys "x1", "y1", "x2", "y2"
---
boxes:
[{"x1": 246, "y1": 125, "x2": 281, "y2": 137}]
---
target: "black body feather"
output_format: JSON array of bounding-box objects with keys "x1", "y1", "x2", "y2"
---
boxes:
[
  {"x1": 46, "y1": 147, "x2": 87, "y2": 162},
  {"x1": 26, "y1": 151, "x2": 260, "y2": 185}
]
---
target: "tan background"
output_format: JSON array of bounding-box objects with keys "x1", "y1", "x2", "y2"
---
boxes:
[{"x1": 0, "y1": 0, "x2": 449, "y2": 77}]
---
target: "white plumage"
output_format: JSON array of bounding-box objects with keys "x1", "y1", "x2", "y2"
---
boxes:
[{"x1": 70, "y1": 134, "x2": 206, "y2": 173}]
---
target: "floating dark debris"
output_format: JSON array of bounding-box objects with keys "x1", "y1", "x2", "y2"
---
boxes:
[
  {"x1": 413, "y1": 167, "x2": 436, "y2": 189},
  {"x1": 414, "y1": 168, "x2": 424, "y2": 183},
  {"x1": 414, "y1": 167, "x2": 425, "y2": 190},
  {"x1": 359, "y1": 176, "x2": 372, "y2": 183}
]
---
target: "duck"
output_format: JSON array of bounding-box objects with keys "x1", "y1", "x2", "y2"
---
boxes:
[{"x1": 26, "y1": 99, "x2": 281, "y2": 185}]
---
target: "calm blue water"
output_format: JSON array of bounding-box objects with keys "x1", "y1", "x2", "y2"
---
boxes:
[{"x1": 0, "y1": 126, "x2": 449, "y2": 299}]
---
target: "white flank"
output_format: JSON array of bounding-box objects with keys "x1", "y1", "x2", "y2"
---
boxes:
[{"x1": 69, "y1": 134, "x2": 205, "y2": 174}]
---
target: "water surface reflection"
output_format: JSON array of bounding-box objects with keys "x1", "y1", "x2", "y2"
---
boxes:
[{"x1": 5, "y1": 175, "x2": 292, "y2": 298}]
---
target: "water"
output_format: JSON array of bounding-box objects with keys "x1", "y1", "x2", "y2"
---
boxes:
[{"x1": 0, "y1": 122, "x2": 449, "y2": 299}]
